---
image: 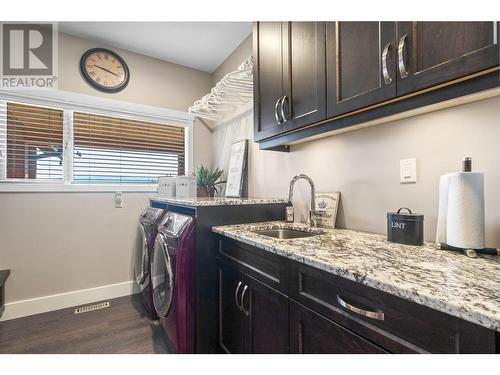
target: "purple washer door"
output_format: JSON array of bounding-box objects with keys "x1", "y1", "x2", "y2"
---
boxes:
[
  {"x1": 151, "y1": 235, "x2": 175, "y2": 318},
  {"x1": 162, "y1": 216, "x2": 196, "y2": 354}
]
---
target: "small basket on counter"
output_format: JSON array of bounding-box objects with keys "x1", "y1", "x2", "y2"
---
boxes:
[{"x1": 387, "y1": 207, "x2": 424, "y2": 246}]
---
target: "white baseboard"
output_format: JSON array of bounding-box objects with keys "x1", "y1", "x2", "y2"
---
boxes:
[{"x1": 0, "y1": 280, "x2": 140, "y2": 322}]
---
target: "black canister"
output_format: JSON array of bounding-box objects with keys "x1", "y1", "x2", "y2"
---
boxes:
[{"x1": 387, "y1": 207, "x2": 424, "y2": 246}]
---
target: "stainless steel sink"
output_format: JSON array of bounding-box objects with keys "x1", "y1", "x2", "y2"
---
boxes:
[{"x1": 253, "y1": 228, "x2": 323, "y2": 239}]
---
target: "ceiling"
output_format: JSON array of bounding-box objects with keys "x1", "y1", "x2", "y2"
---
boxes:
[{"x1": 58, "y1": 22, "x2": 252, "y2": 73}]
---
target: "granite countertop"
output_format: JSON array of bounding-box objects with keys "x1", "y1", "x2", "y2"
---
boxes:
[
  {"x1": 150, "y1": 196, "x2": 287, "y2": 207},
  {"x1": 212, "y1": 221, "x2": 500, "y2": 331}
]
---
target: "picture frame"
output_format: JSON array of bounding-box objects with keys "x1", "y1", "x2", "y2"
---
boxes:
[
  {"x1": 224, "y1": 139, "x2": 248, "y2": 198},
  {"x1": 315, "y1": 192, "x2": 341, "y2": 228}
]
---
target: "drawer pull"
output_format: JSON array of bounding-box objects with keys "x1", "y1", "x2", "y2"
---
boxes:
[
  {"x1": 274, "y1": 97, "x2": 283, "y2": 124},
  {"x1": 336, "y1": 294, "x2": 384, "y2": 321},
  {"x1": 235, "y1": 281, "x2": 243, "y2": 311},
  {"x1": 381, "y1": 42, "x2": 392, "y2": 84},
  {"x1": 397, "y1": 34, "x2": 409, "y2": 78},
  {"x1": 280, "y1": 95, "x2": 289, "y2": 123},
  {"x1": 240, "y1": 284, "x2": 249, "y2": 316}
]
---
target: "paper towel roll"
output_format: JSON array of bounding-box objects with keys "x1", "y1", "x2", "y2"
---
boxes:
[
  {"x1": 435, "y1": 174, "x2": 450, "y2": 244},
  {"x1": 446, "y1": 172, "x2": 485, "y2": 249}
]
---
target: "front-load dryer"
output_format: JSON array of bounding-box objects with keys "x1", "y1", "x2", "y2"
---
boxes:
[
  {"x1": 135, "y1": 207, "x2": 166, "y2": 319},
  {"x1": 151, "y1": 212, "x2": 196, "y2": 353}
]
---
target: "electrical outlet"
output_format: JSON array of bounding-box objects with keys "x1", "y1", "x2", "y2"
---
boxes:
[
  {"x1": 114, "y1": 191, "x2": 123, "y2": 208},
  {"x1": 400, "y1": 158, "x2": 417, "y2": 184}
]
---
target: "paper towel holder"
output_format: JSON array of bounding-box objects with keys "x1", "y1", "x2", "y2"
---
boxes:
[{"x1": 437, "y1": 155, "x2": 491, "y2": 256}]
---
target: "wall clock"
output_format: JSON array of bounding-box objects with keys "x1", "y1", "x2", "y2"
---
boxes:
[{"x1": 80, "y1": 48, "x2": 130, "y2": 93}]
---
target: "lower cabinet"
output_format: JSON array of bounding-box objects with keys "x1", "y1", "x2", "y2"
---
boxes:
[
  {"x1": 216, "y1": 237, "x2": 497, "y2": 354},
  {"x1": 218, "y1": 261, "x2": 250, "y2": 353},
  {"x1": 290, "y1": 301, "x2": 387, "y2": 354},
  {"x1": 218, "y1": 261, "x2": 289, "y2": 353}
]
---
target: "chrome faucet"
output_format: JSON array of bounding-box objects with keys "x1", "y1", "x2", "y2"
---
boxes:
[{"x1": 286, "y1": 174, "x2": 318, "y2": 227}]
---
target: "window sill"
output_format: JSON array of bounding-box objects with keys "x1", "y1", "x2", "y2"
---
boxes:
[{"x1": 0, "y1": 183, "x2": 157, "y2": 193}]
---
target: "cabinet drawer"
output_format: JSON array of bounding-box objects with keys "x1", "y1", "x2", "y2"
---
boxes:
[
  {"x1": 218, "y1": 237, "x2": 288, "y2": 294},
  {"x1": 290, "y1": 300, "x2": 386, "y2": 354},
  {"x1": 289, "y1": 261, "x2": 496, "y2": 353}
]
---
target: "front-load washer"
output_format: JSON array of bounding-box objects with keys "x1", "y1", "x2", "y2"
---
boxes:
[
  {"x1": 151, "y1": 212, "x2": 196, "y2": 353},
  {"x1": 135, "y1": 207, "x2": 166, "y2": 319}
]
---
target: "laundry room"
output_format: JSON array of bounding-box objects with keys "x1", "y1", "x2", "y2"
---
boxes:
[{"x1": 1, "y1": 1, "x2": 499, "y2": 374}]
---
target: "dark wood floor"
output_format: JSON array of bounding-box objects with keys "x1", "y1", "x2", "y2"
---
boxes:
[{"x1": 0, "y1": 294, "x2": 171, "y2": 354}]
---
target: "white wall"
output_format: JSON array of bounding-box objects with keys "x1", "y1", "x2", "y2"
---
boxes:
[
  {"x1": 213, "y1": 96, "x2": 500, "y2": 248},
  {"x1": 0, "y1": 31, "x2": 213, "y2": 311}
]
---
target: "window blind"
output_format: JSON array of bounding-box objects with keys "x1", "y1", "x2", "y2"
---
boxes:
[
  {"x1": 73, "y1": 112, "x2": 185, "y2": 184},
  {"x1": 0, "y1": 102, "x2": 64, "y2": 180}
]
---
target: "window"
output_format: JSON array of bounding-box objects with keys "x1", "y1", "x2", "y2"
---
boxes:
[
  {"x1": 73, "y1": 112, "x2": 185, "y2": 184},
  {"x1": 1, "y1": 102, "x2": 64, "y2": 181},
  {"x1": 0, "y1": 94, "x2": 190, "y2": 190}
]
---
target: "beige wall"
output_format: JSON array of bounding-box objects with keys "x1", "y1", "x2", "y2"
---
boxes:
[
  {"x1": 0, "y1": 31, "x2": 214, "y2": 305},
  {"x1": 213, "y1": 96, "x2": 500, "y2": 248},
  {"x1": 211, "y1": 35, "x2": 252, "y2": 87},
  {"x1": 57, "y1": 32, "x2": 213, "y2": 167},
  {"x1": 0, "y1": 193, "x2": 149, "y2": 302},
  {"x1": 58, "y1": 33, "x2": 211, "y2": 112}
]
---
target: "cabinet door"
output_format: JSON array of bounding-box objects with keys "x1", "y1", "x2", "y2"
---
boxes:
[
  {"x1": 326, "y1": 22, "x2": 397, "y2": 117},
  {"x1": 290, "y1": 301, "x2": 386, "y2": 354},
  {"x1": 244, "y1": 274, "x2": 289, "y2": 353},
  {"x1": 253, "y1": 22, "x2": 285, "y2": 141},
  {"x1": 282, "y1": 22, "x2": 326, "y2": 131},
  {"x1": 396, "y1": 22, "x2": 499, "y2": 95},
  {"x1": 218, "y1": 262, "x2": 250, "y2": 353}
]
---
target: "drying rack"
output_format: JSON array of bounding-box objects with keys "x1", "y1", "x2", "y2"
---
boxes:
[{"x1": 189, "y1": 57, "x2": 253, "y2": 121}]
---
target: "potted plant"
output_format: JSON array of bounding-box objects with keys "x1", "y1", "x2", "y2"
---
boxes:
[{"x1": 194, "y1": 165, "x2": 226, "y2": 198}]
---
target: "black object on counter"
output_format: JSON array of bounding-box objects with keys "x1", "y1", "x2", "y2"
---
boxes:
[
  {"x1": 437, "y1": 242, "x2": 499, "y2": 258},
  {"x1": 436, "y1": 242, "x2": 477, "y2": 258},
  {"x1": 387, "y1": 207, "x2": 424, "y2": 246},
  {"x1": 476, "y1": 247, "x2": 500, "y2": 256},
  {"x1": 462, "y1": 156, "x2": 472, "y2": 172}
]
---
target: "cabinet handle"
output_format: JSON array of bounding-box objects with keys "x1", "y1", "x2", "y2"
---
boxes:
[
  {"x1": 336, "y1": 294, "x2": 384, "y2": 321},
  {"x1": 381, "y1": 42, "x2": 392, "y2": 84},
  {"x1": 280, "y1": 95, "x2": 288, "y2": 123},
  {"x1": 235, "y1": 281, "x2": 243, "y2": 311},
  {"x1": 240, "y1": 284, "x2": 249, "y2": 316},
  {"x1": 397, "y1": 34, "x2": 409, "y2": 78},
  {"x1": 274, "y1": 97, "x2": 283, "y2": 124}
]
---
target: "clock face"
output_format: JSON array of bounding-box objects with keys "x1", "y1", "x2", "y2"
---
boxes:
[{"x1": 80, "y1": 48, "x2": 130, "y2": 93}]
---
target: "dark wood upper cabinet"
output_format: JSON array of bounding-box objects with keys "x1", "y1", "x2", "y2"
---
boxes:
[
  {"x1": 327, "y1": 22, "x2": 397, "y2": 117},
  {"x1": 253, "y1": 21, "x2": 500, "y2": 148},
  {"x1": 254, "y1": 22, "x2": 326, "y2": 139},
  {"x1": 396, "y1": 22, "x2": 499, "y2": 95},
  {"x1": 282, "y1": 22, "x2": 326, "y2": 131},
  {"x1": 253, "y1": 22, "x2": 285, "y2": 141}
]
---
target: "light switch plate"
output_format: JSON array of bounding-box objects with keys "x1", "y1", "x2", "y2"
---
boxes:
[
  {"x1": 400, "y1": 158, "x2": 417, "y2": 184},
  {"x1": 114, "y1": 191, "x2": 123, "y2": 208}
]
